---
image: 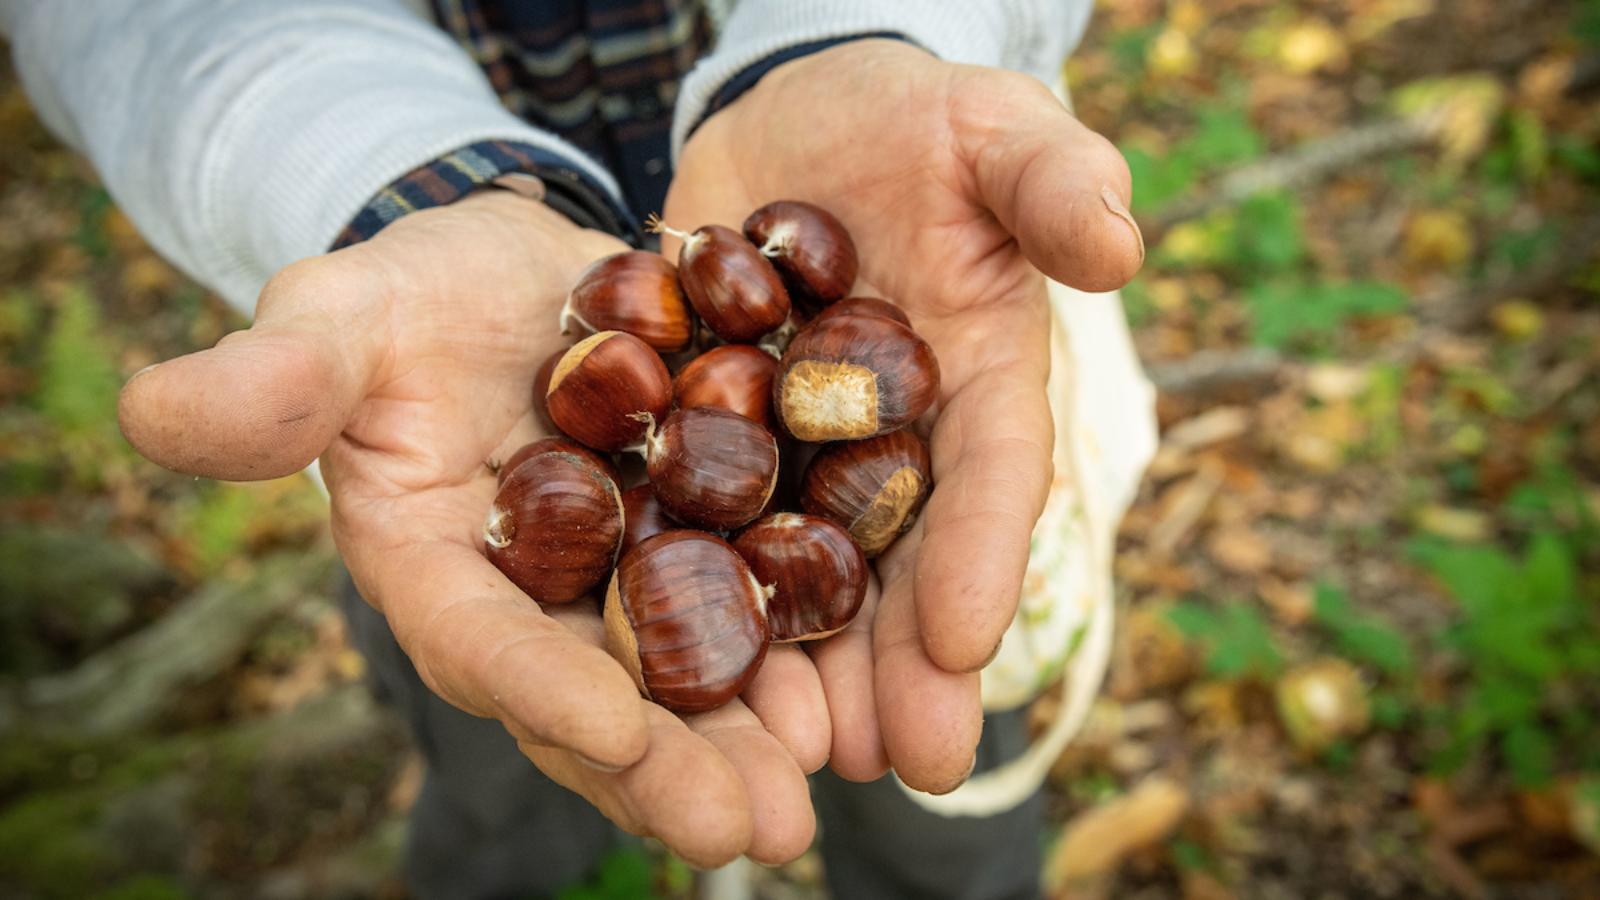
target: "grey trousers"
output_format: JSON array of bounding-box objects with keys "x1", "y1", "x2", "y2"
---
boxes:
[{"x1": 340, "y1": 577, "x2": 1042, "y2": 900}]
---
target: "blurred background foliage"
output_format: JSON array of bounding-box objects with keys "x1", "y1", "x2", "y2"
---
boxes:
[{"x1": 1, "y1": 0, "x2": 1598, "y2": 897}]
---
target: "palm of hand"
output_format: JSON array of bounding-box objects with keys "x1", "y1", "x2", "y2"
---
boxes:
[
  {"x1": 119, "y1": 192, "x2": 817, "y2": 866},
  {"x1": 665, "y1": 39, "x2": 1142, "y2": 790}
]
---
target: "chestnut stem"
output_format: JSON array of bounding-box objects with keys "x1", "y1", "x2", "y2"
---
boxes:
[
  {"x1": 756, "y1": 221, "x2": 796, "y2": 258},
  {"x1": 644, "y1": 212, "x2": 702, "y2": 251},
  {"x1": 482, "y1": 504, "x2": 513, "y2": 549},
  {"x1": 624, "y1": 410, "x2": 664, "y2": 459},
  {"x1": 747, "y1": 572, "x2": 775, "y2": 617},
  {"x1": 556, "y1": 295, "x2": 595, "y2": 337}
]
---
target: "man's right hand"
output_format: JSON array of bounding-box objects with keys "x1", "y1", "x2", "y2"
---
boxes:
[{"x1": 116, "y1": 190, "x2": 823, "y2": 867}]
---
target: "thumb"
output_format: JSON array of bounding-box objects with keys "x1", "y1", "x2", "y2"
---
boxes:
[
  {"x1": 118, "y1": 258, "x2": 385, "y2": 481},
  {"x1": 957, "y1": 73, "x2": 1144, "y2": 293}
]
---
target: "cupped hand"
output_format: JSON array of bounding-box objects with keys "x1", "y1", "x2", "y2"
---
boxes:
[
  {"x1": 666, "y1": 40, "x2": 1143, "y2": 791},
  {"x1": 116, "y1": 190, "x2": 821, "y2": 866}
]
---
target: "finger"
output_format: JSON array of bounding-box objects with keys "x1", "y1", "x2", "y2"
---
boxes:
[
  {"x1": 521, "y1": 702, "x2": 754, "y2": 869},
  {"x1": 805, "y1": 575, "x2": 889, "y2": 782},
  {"x1": 344, "y1": 528, "x2": 650, "y2": 771},
  {"x1": 874, "y1": 528, "x2": 984, "y2": 794},
  {"x1": 954, "y1": 70, "x2": 1143, "y2": 293},
  {"x1": 741, "y1": 643, "x2": 832, "y2": 774},
  {"x1": 686, "y1": 701, "x2": 817, "y2": 866},
  {"x1": 118, "y1": 255, "x2": 388, "y2": 480},
  {"x1": 913, "y1": 317, "x2": 1054, "y2": 673}
]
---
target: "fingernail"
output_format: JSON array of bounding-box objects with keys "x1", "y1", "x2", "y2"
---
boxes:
[
  {"x1": 1101, "y1": 185, "x2": 1145, "y2": 264},
  {"x1": 128, "y1": 361, "x2": 161, "y2": 382},
  {"x1": 577, "y1": 753, "x2": 627, "y2": 774}
]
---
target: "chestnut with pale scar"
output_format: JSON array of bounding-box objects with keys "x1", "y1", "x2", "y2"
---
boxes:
[
  {"x1": 801, "y1": 429, "x2": 933, "y2": 557},
  {"x1": 603, "y1": 531, "x2": 772, "y2": 714},
  {"x1": 773, "y1": 314, "x2": 939, "y2": 442},
  {"x1": 546, "y1": 330, "x2": 672, "y2": 451}
]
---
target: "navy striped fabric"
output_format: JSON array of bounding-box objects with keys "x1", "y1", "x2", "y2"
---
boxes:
[
  {"x1": 333, "y1": 2, "x2": 908, "y2": 249},
  {"x1": 433, "y1": 0, "x2": 711, "y2": 216}
]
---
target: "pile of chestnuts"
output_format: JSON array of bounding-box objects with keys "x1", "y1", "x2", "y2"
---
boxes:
[{"x1": 486, "y1": 201, "x2": 940, "y2": 713}]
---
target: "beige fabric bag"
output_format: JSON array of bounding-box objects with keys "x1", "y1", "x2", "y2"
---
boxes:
[{"x1": 899, "y1": 261, "x2": 1157, "y2": 817}]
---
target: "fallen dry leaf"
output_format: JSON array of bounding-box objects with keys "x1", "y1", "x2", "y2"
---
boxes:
[
  {"x1": 1163, "y1": 406, "x2": 1252, "y2": 451},
  {"x1": 1150, "y1": 459, "x2": 1226, "y2": 557},
  {"x1": 1046, "y1": 775, "x2": 1191, "y2": 887},
  {"x1": 1206, "y1": 526, "x2": 1274, "y2": 575}
]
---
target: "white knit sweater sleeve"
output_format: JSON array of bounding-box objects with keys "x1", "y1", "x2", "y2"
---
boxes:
[
  {"x1": 0, "y1": 0, "x2": 623, "y2": 315},
  {"x1": 673, "y1": 0, "x2": 1093, "y2": 157}
]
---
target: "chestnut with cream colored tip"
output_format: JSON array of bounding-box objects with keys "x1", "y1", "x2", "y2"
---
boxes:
[
  {"x1": 800, "y1": 429, "x2": 932, "y2": 557},
  {"x1": 604, "y1": 530, "x2": 773, "y2": 714},
  {"x1": 546, "y1": 330, "x2": 672, "y2": 451},
  {"x1": 773, "y1": 314, "x2": 939, "y2": 442},
  {"x1": 484, "y1": 451, "x2": 623, "y2": 603}
]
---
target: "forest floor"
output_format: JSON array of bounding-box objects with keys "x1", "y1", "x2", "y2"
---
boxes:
[{"x1": 2, "y1": 1, "x2": 1598, "y2": 898}]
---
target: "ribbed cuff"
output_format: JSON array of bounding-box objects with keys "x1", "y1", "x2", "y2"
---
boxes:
[
  {"x1": 684, "y1": 32, "x2": 913, "y2": 143},
  {"x1": 330, "y1": 140, "x2": 639, "y2": 249},
  {"x1": 672, "y1": 1, "x2": 1017, "y2": 159}
]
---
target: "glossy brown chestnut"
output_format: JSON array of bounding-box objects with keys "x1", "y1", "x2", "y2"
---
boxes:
[
  {"x1": 742, "y1": 200, "x2": 859, "y2": 307},
  {"x1": 636, "y1": 407, "x2": 779, "y2": 530},
  {"x1": 672, "y1": 344, "x2": 779, "y2": 432},
  {"x1": 485, "y1": 451, "x2": 623, "y2": 603},
  {"x1": 733, "y1": 513, "x2": 867, "y2": 642},
  {"x1": 773, "y1": 314, "x2": 940, "y2": 442},
  {"x1": 620, "y1": 483, "x2": 677, "y2": 555},
  {"x1": 647, "y1": 215, "x2": 790, "y2": 343},
  {"x1": 546, "y1": 331, "x2": 672, "y2": 451},
  {"x1": 810, "y1": 295, "x2": 911, "y2": 328},
  {"x1": 531, "y1": 346, "x2": 567, "y2": 434},
  {"x1": 559, "y1": 251, "x2": 693, "y2": 352},
  {"x1": 604, "y1": 530, "x2": 772, "y2": 713},
  {"x1": 800, "y1": 429, "x2": 932, "y2": 557},
  {"x1": 497, "y1": 436, "x2": 616, "y2": 486}
]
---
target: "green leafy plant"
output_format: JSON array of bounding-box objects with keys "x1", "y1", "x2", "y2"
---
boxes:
[
  {"x1": 1409, "y1": 531, "x2": 1600, "y2": 785},
  {"x1": 556, "y1": 846, "x2": 689, "y2": 900},
  {"x1": 1312, "y1": 584, "x2": 1414, "y2": 678},
  {"x1": 1166, "y1": 599, "x2": 1284, "y2": 679},
  {"x1": 1246, "y1": 279, "x2": 1407, "y2": 351},
  {"x1": 1120, "y1": 101, "x2": 1265, "y2": 214}
]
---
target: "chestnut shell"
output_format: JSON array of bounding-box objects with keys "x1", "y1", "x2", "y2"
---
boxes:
[
  {"x1": 497, "y1": 436, "x2": 617, "y2": 486},
  {"x1": 604, "y1": 530, "x2": 771, "y2": 714},
  {"x1": 773, "y1": 314, "x2": 940, "y2": 442},
  {"x1": 743, "y1": 201, "x2": 859, "y2": 308},
  {"x1": 810, "y1": 296, "x2": 911, "y2": 329},
  {"x1": 531, "y1": 346, "x2": 567, "y2": 434},
  {"x1": 547, "y1": 331, "x2": 672, "y2": 451},
  {"x1": 560, "y1": 251, "x2": 693, "y2": 352},
  {"x1": 642, "y1": 407, "x2": 780, "y2": 530},
  {"x1": 733, "y1": 513, "x2": 867, "y2": 642},
  {"x1": 485, "y1": 451, "x2": 624, "y2": 603},
  {"x1": 672, "y1": 344, "x2": 779, "y2": 432},
  {"x1": 800, "y1": 429, "x2": 932, "y2": 557},
  {"x1": 620, "y1": 483, "x2": 678, "y2": 556},
  {"x1": 675, "y1": 224, "x2": 791, "y2": 343}
]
